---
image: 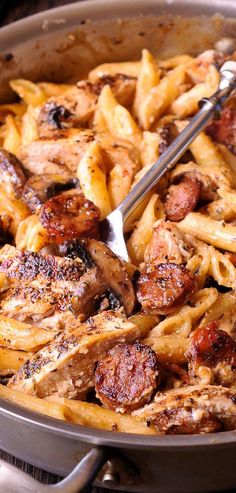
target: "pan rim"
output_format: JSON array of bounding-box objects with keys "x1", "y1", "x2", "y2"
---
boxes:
[
  {"x1": 1, "y1": 396, "x2": 236, "y2": 449},
  {"x1": 0, "y1": 0, "x2": 236, "y2": 450},
  {"x1": 0, "y1": 0, "x2": 236, "y2": 50}
]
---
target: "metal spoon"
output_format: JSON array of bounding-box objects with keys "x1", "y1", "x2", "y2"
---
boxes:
[{"x1": 100, "y1": 59, "x2": 236, "y2": 262}]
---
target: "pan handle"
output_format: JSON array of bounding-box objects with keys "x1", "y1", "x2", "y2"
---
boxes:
[{"x1": 0, "y1": 446, "x2": 109, "y2": 493}]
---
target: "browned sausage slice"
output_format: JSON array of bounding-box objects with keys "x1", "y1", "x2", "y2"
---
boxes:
[
  {"x1": 164, "y1": 176, "x2": 201, "y2": 222},
  {"x1": 187, "y1": 321, "x2": 236, "y2": 384},
  {"x1": 95, "y1": 341, "x2": 160, "y2": 412},
  {"x1": 206, "y1": 105, "x2": 236, "y2": 155},
  {"x1": 40, "y1": 189, "x2": 100, "y2": 243},
  {"x1": 137, "y1": 263, "x2": 196, "y2": 315}
]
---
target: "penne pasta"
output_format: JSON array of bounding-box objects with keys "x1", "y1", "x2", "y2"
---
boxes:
[
  {"x1": 138, "y1": 65, "x2": 186, "y2": 130},
  {"x1": 179, "y1": 212, "x2": 236, "y2": 253},
  {"x1": 9, "y1": 79, "x2": 47, "y2": 106},
  {"x1": 3, "y1": 115, "x2": 21, "y2": 156},
  {"x1": 0, "y1": 316, "x2": 57, "y2": 351},
  {"x1": 15, "y1": 214, "x2": 49, "y2": 252},
  {"x1": 0, "y1": 384, "x2": 74, "y2": 422},
  {"x1": 0, "y1": 348, "x2": 33, "y2": 375},
  {"x1": 144, "y1": 334, "x2": 189, "y2": 364},
  {"x1": 171, "y1": 64, "x2": 220, "y2": 116},
  {"x1": 89, "y1": 61, "x2": 140, "y2": 81},
  {"x1": 99, "y1": 85, "x2": 142, "y2": 147},
  {"x1": 77, "y1": 141, "x2": 112, "y2": 220},
  {"x1": 48, "y1": 396, "x2": 158, "y2": 434},
  {"x1": 127, "y1": 194, "x2": 165, "y2": 265},
  {"x1": 133, "y1": 49, "x2": 161, "y2": 128}
]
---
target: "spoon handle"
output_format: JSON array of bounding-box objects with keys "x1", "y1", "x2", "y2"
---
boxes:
[{"x1": 118, "y1": 61, "x2": 236, "y2": 224}]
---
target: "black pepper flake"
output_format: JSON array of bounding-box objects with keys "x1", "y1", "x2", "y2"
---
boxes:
[{"x1": 2, "y1": 53, "x2": 14, "y2": 62}]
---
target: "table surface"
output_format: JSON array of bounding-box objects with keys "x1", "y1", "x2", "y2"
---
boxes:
[{"x1": 0, "y1": 2, "x2": 235, "y2": 493}]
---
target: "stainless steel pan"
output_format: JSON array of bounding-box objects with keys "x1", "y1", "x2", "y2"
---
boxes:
[{"x1": 0, "y1": 1, "x2": 236, "y2": 491}]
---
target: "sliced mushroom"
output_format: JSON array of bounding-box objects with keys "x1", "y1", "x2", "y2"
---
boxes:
[
  {"x1": 0, "y1": 148, "x2": 26, "y2": 198},
  {"x1": 37, "y1": 102, "x2": 76, "y2": 138},
  {"x1": 22, "y1": 174, "x2": 79, "y2": 213},
  {"x1": 85, "y1": 239, "x2": 136, "y2": 316},
  {"x1": 61, "y1": 239, "x2": 136, "y2": 316}
]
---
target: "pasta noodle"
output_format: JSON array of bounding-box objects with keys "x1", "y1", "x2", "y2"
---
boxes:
[
  {"x1": 15, "y1": 214, "x2": 49, "y2": 252},
  {"x1": 77, "y1": 141, "x2": 112, "y2": 220},
  {"x1": 179, "y1": 212, "x2": 236, "y2": 253},
  {"x1": 127, "y1": 194, "x2": 165, "y2": 265},
  {"x1": 99, "y1": 85, "x2": 142, "y2": 147}
]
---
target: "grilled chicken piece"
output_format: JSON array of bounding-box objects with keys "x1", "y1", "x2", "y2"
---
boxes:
[
  {"x1": 133, "y1": 385, "x2": 236, "y2": 433},
  {"x1": 0, "y1": 241, "x2": 135, "y2": 319},
  {"x1": 0, "y1": 148, "x2": 26, "y2": 198},
  {"x1": 37, "y1": 75, "x2": 136, "y2": 137},
  {"x1": 19, "y1": 128, "x2": 139, "y2": 179},
  {"x1": 187, "y1": 321, "x2": 236, "y2": 387},
  {"x1": 144, "y1": 221, "x2": 193, "y2": 267},
  {"x1": 8, "y1": 310, "x2": 149, "y2": 399},
  {"x1": 0, "y1": 244, "x2": 85, "y2": 284},
  {"x1": 0, "y1": 244, "x2": 86, "y2": 318},
  {"x1": 19, "y1": 128, "x2": 96, "y2": 176}
]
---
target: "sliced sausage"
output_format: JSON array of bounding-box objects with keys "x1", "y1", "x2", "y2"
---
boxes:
[
  {"x1": 0, "y1": 148, "x2": 26, "y2": 198},
  {"x1": 137, "y1": 263, "x2": 196, "y2": 315},
  {"x1": 39, "y1": 189, "x2": 100, "y2": 243},
  {"x1": 187, "y1": 322, "x2": 236, "y2": 369},
  {"x1": 95, "y1": 341, "x2": 160, "y2": 412},
  {"x1": 164, "y1": 176, "x2": 201, "y2": 222},
  {"x1": 206, "y1": 105, "x2": 236, "y2": 155}
]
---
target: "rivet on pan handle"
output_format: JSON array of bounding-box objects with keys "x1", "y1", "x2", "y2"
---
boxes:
[{"x1": 0, "y1": 446, "x2": 109, "y2": 493}]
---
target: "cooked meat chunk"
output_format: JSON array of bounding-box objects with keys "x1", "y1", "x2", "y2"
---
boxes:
[
  {"x1": 0, "y1": 148, "x2": 26, "y2": 198},
  {"x1": 8, "y1": 310, "x2": 150, "y2": 399},
  {"x1": 158, "y1": 121, "x2": 178, "y2": 155},
  {"x1": 0, "y1": 244, "x2": 85, "y2": 283},
  {"x1": 37, "y1": 75, "x2": 136, "y2": 137},
  {"x1": 22, "y1": 174, "x2": 79, "y2": 213},
  {"x1": 40, "y1": 189, "x2": 100, "y2": 243},
  {"x1": 206, "y1": 105, "x2": 236, "y2": 155},
  {"x1": 187, "y1": 321, "x2": 236, "y2": 387},
  {"x1": 144, "y1": 221, "x2": 193, "y2": 266},
  {"x1": 86, "y1": 239, "x2": 135, "y2": 316},
  {"x1": 164, "y1": 176, "x2": 201, "y2": 222},
  {"x1": 19, "y1": 128, "x2": 96, "y2": 176},
  {"x1": 95, "y1": 341, "x2": 160, "y2": 412},
  {"x1": 0, "y1": 244, "x2": 87, "y2": 316},
  {"x1": 0, "y1": 242, "x2": 135, "y2": 319},
  {"x1": 137, "y1": 263, "x2": 196, "y2": 315},
  {"x1": 133, "y1": 385, "x2": 236, "y2": 433},
  {"x1": 19, "y1": 128, "x2": 139, "y2": 182}
]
